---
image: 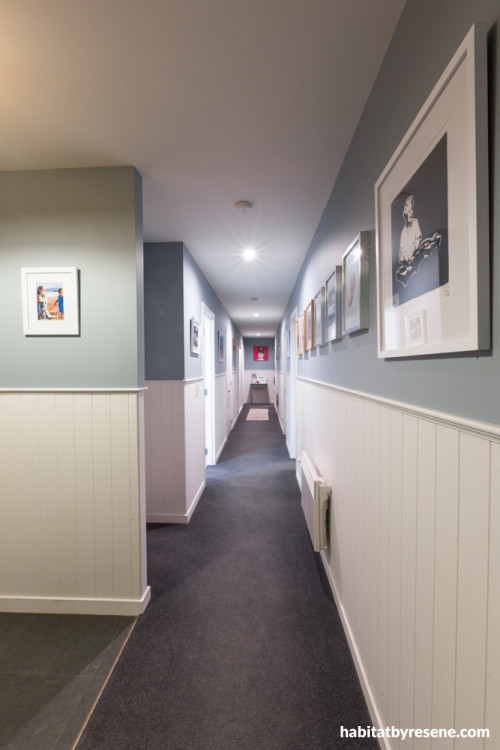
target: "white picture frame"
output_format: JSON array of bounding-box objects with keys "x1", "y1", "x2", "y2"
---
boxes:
[
  {"x1": 375, "y1": 24, "x2": 489, "y2": 358},
  {"x1": 342, "y1": 233, "x2": 370, "y2": 335},
  {"x1": 313, "y1": 287, "x2": 325, "y2": 346},
  {"x1": 325, "y1": 266, "x2": 343, "y2": 341},
  {"x1": 21, "y1": 267, "x2": 79, "y2": 336}
]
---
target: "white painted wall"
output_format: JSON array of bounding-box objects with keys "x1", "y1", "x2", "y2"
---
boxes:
[
  {"x1": 215, "y1": 373, "x2": 228, "y2": 461},
  {"x1": 0, "y1": 389, "x2": 150, "y2": 615},
  {"x1": 144, "y1": 379, "x2": 205, "y2": 523},
  {"x1": 275, "y1": 367, "x2": 286, "y2": 434},
  {"x1": 296, "y1": 376, "x2": 500, "y2": 748}
]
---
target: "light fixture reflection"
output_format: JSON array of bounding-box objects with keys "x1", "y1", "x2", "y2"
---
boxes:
[{"x1": 243, "y1": 248, "x2": 256, "y2": 261}]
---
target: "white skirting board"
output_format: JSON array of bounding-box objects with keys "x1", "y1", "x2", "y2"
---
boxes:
[
  {"x1": 147, "y1": 480, "x2": 206, "y2": 525},
  {"x1": 296, "y1": 376, "x2": 500, "y2": 747},
  {"x1": 0, "y1": 586, "x2": 151, "y2": 616}
]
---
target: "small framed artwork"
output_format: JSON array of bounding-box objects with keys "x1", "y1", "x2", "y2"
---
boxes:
[
  {"x1": 254, "y1": 345, "x2": 268, "y2": 361},
  {"x1": 21, "y1": 267, "x2": 79, "y2": 336},
  {"x1": 218, "y1": 330, "x2": 224, "y2": 362},
  {"x1": 297, "y1": 313, "x2": 304, "y2": 355},
  {"x1": 326, "y1": 266, "x2": 343, "y2": 341},
  {"x1": 375, "y1": 25, "x2": 489, "y2": 358},
  {"x1": 314, "y1": 288, "x2": 325, "y2": 346},
  {"x1": 342, "y1": 233, "x2": 370, "y2": 335},
  {"x1": 232, "y1": 338, "x2": 236, "y2": 368},
  {"x1": 404, "y1": 309, "x2": 426, "y2": 347},
  {"x1": 305, "y1": 300, "x2": 314, "y2": 351},
  {"x1": 190, "y1": 317, "x2": 200, "y2": 355}
]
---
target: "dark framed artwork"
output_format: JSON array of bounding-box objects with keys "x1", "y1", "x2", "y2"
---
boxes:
[{"x1": 190, "y1": 317, "x2": 200, "y2": 355}]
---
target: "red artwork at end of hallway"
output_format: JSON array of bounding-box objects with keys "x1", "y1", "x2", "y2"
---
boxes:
[{"x1": 254, "y1": 345, "x2": 268, "y2": 361}]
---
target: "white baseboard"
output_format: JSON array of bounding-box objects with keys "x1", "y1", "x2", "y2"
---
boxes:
[
  {"x1": 186, "y1": 480, "x2": 206, "y2": 522},
  {"x1": 147, "y1": 513, "x2": 189, "y2": 524},
  {"x1": 147, "y1": 480, "x2": 206, "y2": 525},
  {"x1": 319, "y1": 551, "x2": 390, "y2": 750},
  {"x1": 0, "y1": 586, "x2": 151, "y2": 616},
  {"x1": 215, "y1": 437, "x2": 227, "y2": 463}
]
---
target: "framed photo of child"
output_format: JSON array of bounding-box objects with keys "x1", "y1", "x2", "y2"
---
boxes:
[{"x1": 21, "y1": 267, "x2": 80, "y2": 336}]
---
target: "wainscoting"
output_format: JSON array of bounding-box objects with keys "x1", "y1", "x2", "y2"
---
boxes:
[
  {"x1": 296, "y1": 376, "x2": 499, "y2": 749},
  {"x1": 275, "y1": 367, "x2": 286, "y2": 434},
  {"x1": 0, "y1": 389, "x2": 150, "y2": 615},
  {"x1": 144, "y1": 379, "x2": 206, "y2": 524}
]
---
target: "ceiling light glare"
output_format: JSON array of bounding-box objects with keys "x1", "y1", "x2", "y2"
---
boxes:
[
  {"x1": 253, "y1": 313, "x2": 259, "y2": 317},
  {"x1": 243, "y1": 248, "x2": 256, "y2": 261}
]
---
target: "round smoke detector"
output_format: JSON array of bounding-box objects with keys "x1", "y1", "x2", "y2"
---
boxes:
[{"x1": 234, "y1": 200, "x2": 253, "y2": 213}]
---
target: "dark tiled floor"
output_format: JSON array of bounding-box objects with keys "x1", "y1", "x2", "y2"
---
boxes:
[{"x1": 0, "y1": 613, "x2": 135, "y2": 750}]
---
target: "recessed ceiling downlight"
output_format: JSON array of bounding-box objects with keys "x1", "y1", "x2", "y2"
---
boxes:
[{"x1": 243, "y1": 248, "x2": 256, "y2": 261}]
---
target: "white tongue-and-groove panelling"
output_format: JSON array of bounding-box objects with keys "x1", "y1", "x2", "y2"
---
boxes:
[
  {"x1": 144, "y1": 373, "x2": 239, "y2": 524},
  {"x1": 0, "y1": 389, "x2": 150, "y2": 615},
  {"x1": 296, "y1": 376, "x2": 500, "y2": 750},
  {"x1": 144, "y1": 379, "x2": 206, "y2": 524}
]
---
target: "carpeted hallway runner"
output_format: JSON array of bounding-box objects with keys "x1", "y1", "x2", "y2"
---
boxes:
[{"x1": 77, "y1": 404, "x2": 376, "y2": 750}]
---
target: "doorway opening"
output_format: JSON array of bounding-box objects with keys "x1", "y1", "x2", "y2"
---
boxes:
[{"x1": 202, "y1": 303, "x2": 216, "y2": 466}]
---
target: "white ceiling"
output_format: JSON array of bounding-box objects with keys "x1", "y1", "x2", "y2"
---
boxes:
[{"x1": 1, "y1": 0, "x2": 405, "y2": 337}]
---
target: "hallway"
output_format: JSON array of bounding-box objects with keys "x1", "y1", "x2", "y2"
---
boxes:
[{"x1": 76, "y1": 403, "x2": 375, "y2": 750}]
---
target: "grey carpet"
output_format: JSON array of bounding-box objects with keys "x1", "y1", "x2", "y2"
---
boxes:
[{"x1": 77, "y1": 404, "x2": 377, "y2": 750}]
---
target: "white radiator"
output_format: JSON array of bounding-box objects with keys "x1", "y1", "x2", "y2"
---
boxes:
[{"x1": 300, "y1": 451, "x2": 330, "y2": 552}]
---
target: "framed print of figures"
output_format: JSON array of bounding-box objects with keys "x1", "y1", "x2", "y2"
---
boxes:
[
  {"x1": 21, "y1": 267, "x2": 79, "y2": 336},
  {"x1": 314, "y1": 288, "x2": 325, "y2": 346},
  {"x1": 218, "y1": 330, "x2": 224, "y2": 362},
  {"x1": 375, "y1": 25, "x2": 489, "y2": 358},
  {"x1": 342, "y1": 233, "x2": 370, "y2": 335},
  {"x1": 305, "y1": 300, "x2": 314, "y2": 351},
  {"x1": 296, "y1": 313, "x2": 304, "y2": 354},
  {"x1": 325, "y1": 267, "x2": 342, "y2": 341},
  {"x1": 190, "y1": 317, "x2": 200, "y2": 355}
]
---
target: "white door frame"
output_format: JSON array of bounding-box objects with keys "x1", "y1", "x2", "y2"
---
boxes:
[
  {"x1": 287, "y1": 308, "x2": 297, "y2": 459},
  {"x1": 202, "y1": 303, "x2": 216, "y2": 466}
]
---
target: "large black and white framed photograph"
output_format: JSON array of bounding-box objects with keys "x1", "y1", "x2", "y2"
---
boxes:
[
  {"x1": 325, "y1": 266, "x2": 342, "y2": 341},
  {"x1": 342, "y1": 233, "x2": 370, "y2": 335},
  {"x1": 375, "y1": 25, "x2": 489, "y2": 358},
  {"x1": 21, "y1": 267, "x2": 79, "y2": 336}
]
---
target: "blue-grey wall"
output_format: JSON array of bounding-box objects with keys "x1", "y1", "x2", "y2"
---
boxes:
[
  {"x1": 144, "y1": 243, "x2": 185, "y2": 380},
  {"x1": 144, "y1": 242, "x2": 242, "y2": 380},
  {"x1": 244, "y1": 338, "x2": 275, "y2": 370},
  {"x1": 280, "y1": 0, "x2": 500, "y2": 424},
  {"x1": 183, "y1": 245, "x2": 241, "y2": 379},
  {"x1": 0, "y1": 167, "x2": 144, "y2": 388}
]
